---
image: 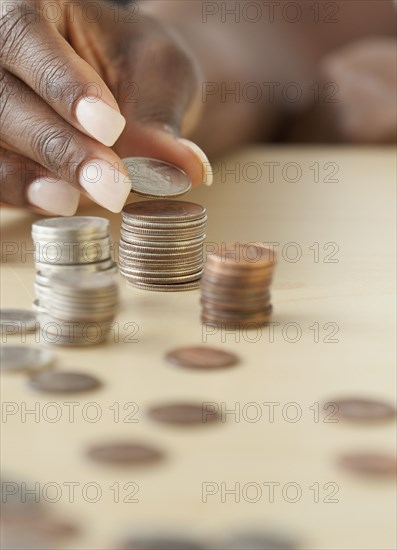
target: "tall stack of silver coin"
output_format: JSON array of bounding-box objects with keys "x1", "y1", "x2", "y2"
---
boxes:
[
  {"x1": 119, "y1": 200, "x2": 207, "y2": 291},
  {"x1": 32, "y1": 217, "x2": 118, "y2": 345}
]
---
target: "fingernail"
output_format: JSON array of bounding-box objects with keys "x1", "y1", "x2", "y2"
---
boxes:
[
  {"x1": 27, "y1": 178, "x2": 80, "y2": 216},
  {"x1": 79, "y1": 160, "x2": 131, "y2": 213},
  {"x1": 178, "y1": 138, "x2": 213, "y2": 186},
  {"x1": 75, "y1": 97, "x2": 126, "y2": 146}
]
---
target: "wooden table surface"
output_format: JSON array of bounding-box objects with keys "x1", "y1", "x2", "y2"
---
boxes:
[{"x1": 1, "y1": 146, "x2": 396, "y2": 550}]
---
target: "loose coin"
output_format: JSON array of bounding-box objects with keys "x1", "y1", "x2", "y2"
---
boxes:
[
  {"x1": 118, "y1": 535, "x2": 207, "y2": 550},
  {"x1": 28, "y1": 371, "x2": 101, "y2": 393},
  {"x1": 0, "y1": 309, "x2": 37, "y2": 332},
  {"x1": 123, "y1": 158, "x2": 192, "y2": 197},
  {"x1": 165, "y1": 346, "x2": 239, "y2": 370},
  {"x1": 86, "y1": 442, "x2": 164, "y2": 465},
  {"x1": 325, "y1": 398, "x2": 396, "y2": 422},
  {"x1": 222, "y1": 531, "x2": 299, "y2": 550},
  {"x1": 338, "y1": 452, "x2": 396, "y2": 476},
  {"x1": 0, "y1": 346, "x2": 55, "y2": 373},
  {"x1": 147, "y1": 402, "x2": 221, "y2": 425}
]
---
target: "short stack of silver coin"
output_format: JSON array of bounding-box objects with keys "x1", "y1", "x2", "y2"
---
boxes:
[
  {"x1": 37, "y1": 272, "x2": 118, "y2": 346},
  {"x1": 31, "y1": 217, "x2": 118, "y2": 345},
  {"x1": 119, "y1": 200, "x2": 207, "y2": 291}
]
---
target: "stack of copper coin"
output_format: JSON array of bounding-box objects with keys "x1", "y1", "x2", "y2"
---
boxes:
[
  {"x1": 119, "y1": 200, "x2": 207, "y2": 291},
  {"x1": 201, "y1": 243, "x2": 276, "y2": 327}
]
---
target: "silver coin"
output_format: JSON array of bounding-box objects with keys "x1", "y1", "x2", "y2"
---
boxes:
[
  {"x1": 122, "y1": 200, "x2": 205, "y2": 222},
  {"x1": 121, "y1": 269, "x2": 203, "y2": 284},
  {"x1": 123, "y1": 158, "x2": 191, "y2": 197},
  {"x1": 32, "y1": 216, "x2": 109, "y2": 237},
  {"x1": 0, "y1": 346, "x2": 55, "y2": 373},
  {"x1": 0, "y1": 309, "x2": 38, "y2": 332},
  {"x1": 121, "y1": 215, "x2": 208, "y2": 230},
  {"x1": 126, "y1": 280, "x2": 201, "y2": 292}
]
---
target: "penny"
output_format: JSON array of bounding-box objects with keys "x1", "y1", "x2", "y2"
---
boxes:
[
  {"x1": 207, "y1": 243, "x2": 277, "y2": 268},
  {"x1": 166, "y1": 346, "x2": 239, "y2": 370},
  {"x1": 0, "y1": 309, "x2": 38, "y2": 332},
  {"x1": 86, "y1": 442, "x2": 164, "y2": 465},
  {"x1": 338, "y1": 452, "x2": 396, "y2": 476},
  {"x1": 28, "y1": 371, "x2": 101, "y2": 393},
  {"x1": 0, "y1": 346, "x2": 55, "y2": 373},
  {"x1": 325, "y1": 398, "x2": 396, "y2": 422},
  {"x1": 222, "y1": 531, "x2": 298, "y2": 550},
  {"x1": 123, "y1": 158, "x2": 192, "y2": 197},
  {"x1": 119, "y1": 535, "x2": 207, "y2": 550},
  {"x1": 122, "y1": 200, "x2": 205, "y2": 222},
  {"x1": 147, "y1": 402, "x2": 221, "y2": 425}
]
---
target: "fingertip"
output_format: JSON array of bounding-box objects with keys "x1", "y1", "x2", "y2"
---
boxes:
[
  {"x1": 177, "y1": 139, "x2": 213, "y2": 187},
  {"x1": 27, "y1": 178, "x2": 80, "y2": 216}
]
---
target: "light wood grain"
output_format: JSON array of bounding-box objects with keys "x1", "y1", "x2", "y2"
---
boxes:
[{"x1": 1, "y1": 146, "x2": 396, "y2": 550}]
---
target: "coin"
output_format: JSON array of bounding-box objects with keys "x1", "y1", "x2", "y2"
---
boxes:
[
  {"x1": 122, "y1": 200, "x2": 205, "y2": 222},
  {"x1": 123, "y1": 158, "x2": 192, "y2": 197},
  {"x1": 338, "y1": 452, "x2": 396, "y2": 476},
  {"x1": 126, "y1": 280, "x2": 201, "y2": 292},
  {"x1": 165, "y1": 346, "x2": 239, "y2": 370},
  {"x1": 206, "y1": 243, "x2": 277, "y2": 268},
  {"x1": 147, "y1": 403, "x2": 221, "y2": 425},
  {"x1": 0, "y1": 346, "x2": 55, "y2": 373},
  {"x1": 86, "y1": 442, "x2": 164, "y2": 465},
  {"x1": 28, "y1": 371, "x2": 101, "y2": 393},
  {"x1": 222, "y1": 531, "x2": 299, "y2": 550},
  {"x1": 325, "y1": 398, "x2": 396, "y2": 422},
  {"x1": 0, "y1": 309, "x2": 37, "y2": 332},
  {"x1": 118, "y1": 535, "x2": 207, "y2": 550}
]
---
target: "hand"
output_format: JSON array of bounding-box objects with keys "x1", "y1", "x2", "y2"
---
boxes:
[{"x1": 0, "y1": 0, "x2": 212, "y2": 215}]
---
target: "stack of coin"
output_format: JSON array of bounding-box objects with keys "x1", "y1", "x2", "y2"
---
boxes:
[
  {"x1": 32, "y1": 217, "x2": 117, "y2": 308},
  {"x1": 119, "y1": 200, "x2": 206, "y2": 291},
  {"x1": 201, "y1": 243, "x2": 276, "y2": 327},
  {"x1": 32, "y1": 216, "x2": 114, "y2": 268},
  {"x1": 37, "y1": 272, "x2": 119, "y2": 346}
]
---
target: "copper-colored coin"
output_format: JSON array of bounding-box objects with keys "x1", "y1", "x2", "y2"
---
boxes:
[
  {"x1": 204, "y1": 260, "x2": 275, "y2": 278},
  {"x1": 201, "y1": 296, "x2": 271, "y2": 312},
  {"x1": 122, "y1": 200, "x2": 206, "y2": 222},
  {"x1": 3, "y1": 515, "x2": 79, "y2": 541},
  {"x1": 118, "y1": 535, "x2": 207, "y2": 550},
  {"x1": 166, "y1": 345, "x2": 239, "y2": 370},
  {"x1": 28, "y1": 371, "x2": 101, "y2": 393},
  {"x1": 147, "y1": 402, "x2": 221, "y2": 425},
  {"x1": 206, "y1": 243, "x2": 277, "y2": 268},
  {"x1": 338, "y1": 452, "x2": 396, "y2": 476},
  {"x1": 201, "y1": 274, "x2": 273, "y2": 292},
  {"x1": 326, "y1": 398, "x2": 396, "y2": 422},
  {"x1": 222, "y1": 531, "x2": 298, "y2": 550},
  {"x1": 86, "y1": 442, "x2": 164, "y2": 465},
  {"x1": 202, "y1": 304, "x2": 273, "y2": 320}
]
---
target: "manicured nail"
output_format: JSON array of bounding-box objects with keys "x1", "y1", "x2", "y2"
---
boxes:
[
  {"x1": 75, "y1": 97, "x2": 126, "y2": 146},
  {"x1": 27, "y1": 178, "x2": 80, "y2": 216},
  {"x1": 79, "y1": 160, "x2": 131, "y2": 213},
  {"x1": 178, "y1": 138, "x2": 213, "y2": 186}
]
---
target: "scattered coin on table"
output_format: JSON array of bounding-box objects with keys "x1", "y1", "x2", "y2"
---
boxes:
[
  {"x1": 86, "y1": 442, "x2": 164, "y2": 466},
  {"x1": 338, "y1": 452, "x2": 397, "y2": 476},
  {"x1": 118, "y1": 534, "x2": 208, "y2": 550},
  {"x1": 147, "y1": 402, "x2": 221, "y2": 426},
  {"x1": 0, "y1": 346, "x2": 55, "y2": 374},
  {"x1": 165, "y1": 346, "x2": 239, "y2": 370},
  {"x1": 123, "y1": 158, "x2": 192, "y2": 198},
  {"x1": 28, "y1": 371, "x2": 101, "y2": 393},
  {"x1": 325, "y1": 397, "x2": 396, "y2": 422},
  {"x1": 119, "y1": 200, "x2": 206, "y2": 291},
  {"x1": 220, "y1": 530, "x2": 299, "y2": 550},
  {"x1": 0, "y1": 309, "x2": 38, "y2": 333}
]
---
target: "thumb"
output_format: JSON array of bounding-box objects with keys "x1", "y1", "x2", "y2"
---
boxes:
[{"x1": 114, "y1": 20, "x2": 213, "y2": 187}]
